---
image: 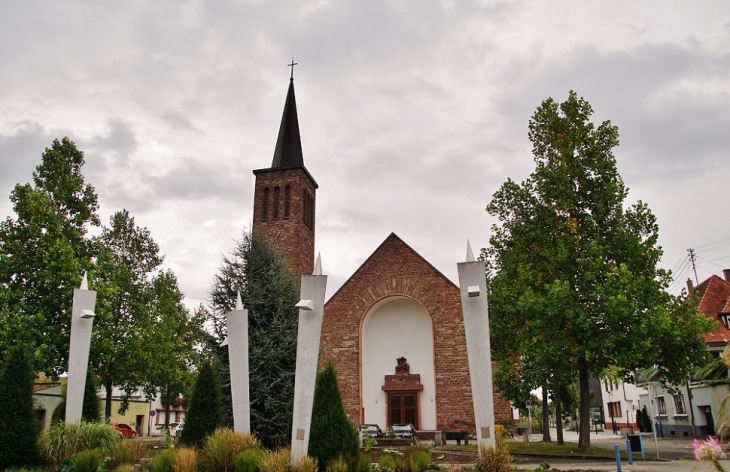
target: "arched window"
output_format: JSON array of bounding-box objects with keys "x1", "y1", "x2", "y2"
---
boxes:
[
  {"x1": 284, "y1": 186, "x2": 291, "y2": 218},
  {"x1": 273, "y1": 186, "x2": 280, "y2": 220},
  {"x1": 262, "y1": 187, "x2": 269, "y2": 221}
]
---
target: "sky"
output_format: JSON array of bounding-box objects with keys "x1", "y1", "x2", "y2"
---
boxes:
[{"x1": 1, "y1": 1, "x2": 729, "y2": 310}]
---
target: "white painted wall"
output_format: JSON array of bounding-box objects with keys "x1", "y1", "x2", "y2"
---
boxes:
[{"x1": 361, "y1": 297, "x2": 436, "y2": 430}]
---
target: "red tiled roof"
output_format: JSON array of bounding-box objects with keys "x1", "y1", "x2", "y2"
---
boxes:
[{"x1": 691, "y1": 275, "x2": 730, "y2": 344}]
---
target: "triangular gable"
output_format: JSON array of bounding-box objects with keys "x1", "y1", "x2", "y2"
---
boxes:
[
  {"x1": 691, "y1": 275, "x2": 730, "y2": 344},
  {"x1": 326, "y1": 232, "x2": 459, "y2": 305}
]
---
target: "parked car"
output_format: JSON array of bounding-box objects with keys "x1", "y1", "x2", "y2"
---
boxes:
[
  {"x1": 112, "y1": 422, "x2": 137, "y2": 438},
  {"x1": 391, "y1": 423, "x2": 417, "y2": 439},
  {"x1": 358, "y1": 424, "x2": 382, "y2": 438},
  {"x1": 169, "y1": 422, "x2": 184, "y2": 437}
]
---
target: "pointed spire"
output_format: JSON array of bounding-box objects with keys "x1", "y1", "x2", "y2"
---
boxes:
[
  {"x1": 236, "y1": 291, "x2": 243, "y2": 311},
  {"x1": 465, "y1": 240, "x2": 475, "y2": 262},
  {"x1": 271, "y1": 79, "x2": 304, "y2": 168},
  {"x1": 80, "y1": 271, "x2": 88, "y2": 290},
  {"x1": 313, "y1": 253, "x2": 322, "y2": 275}
]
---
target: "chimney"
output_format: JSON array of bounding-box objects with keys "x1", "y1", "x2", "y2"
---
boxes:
[
  {"x1": 723, "y1": 269, "x2": 730, "y2": 283},
  {"x1": 687, "y1": 278, "x2": 694, "y2": 292}
]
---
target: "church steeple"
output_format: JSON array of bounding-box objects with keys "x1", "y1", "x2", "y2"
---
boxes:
[
  {"x1": 271, "y1": 79, "x2": 304, "y2": 169},
  {"x1": 252, "y1": 73, "x2": 318, "y2": 278}
]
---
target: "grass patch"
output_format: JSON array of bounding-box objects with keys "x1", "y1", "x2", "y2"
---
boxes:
[{"x1": 435, "y1": 440, "x2": 641, "y2": 460}]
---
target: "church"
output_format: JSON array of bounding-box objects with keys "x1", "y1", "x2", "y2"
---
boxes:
[{"x1": 251, "y1": 76, "x2": 512, "y2": 433}]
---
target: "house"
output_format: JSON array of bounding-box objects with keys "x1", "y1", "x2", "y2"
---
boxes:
[{"x1": 637, "y1": 270, "x2": 730, "y2": 436}]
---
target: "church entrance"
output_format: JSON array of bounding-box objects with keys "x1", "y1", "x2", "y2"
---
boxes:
[{"x1": 388, "y1": 392, "x2": 418, "y2": 428}]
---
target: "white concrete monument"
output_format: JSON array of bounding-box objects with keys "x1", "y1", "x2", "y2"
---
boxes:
[
  {"x1": 290, "y1": 254, "x2": 327, "y2": 464},
  {"x1": 457, "y1": 241, "x2": 496, "y2": 450},
  {"x1": 66, "y1": 271, "x2": 97, "y2": 423},
  {"x1": 226, "y1": 292, "x2": 251, "y2": 434}
]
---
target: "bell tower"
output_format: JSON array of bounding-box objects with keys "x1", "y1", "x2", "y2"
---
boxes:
[{"x1": 252, "y1": 75, "x2": 317, "y2": 277}]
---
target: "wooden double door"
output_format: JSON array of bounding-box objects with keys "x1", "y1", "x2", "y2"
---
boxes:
[{"x1": 388, "y1": 392, "x2": 418, "y2": 428}]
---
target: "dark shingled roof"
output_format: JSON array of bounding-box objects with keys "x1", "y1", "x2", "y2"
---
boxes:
[{"x1": 271, "y1": 79, "x2": 303, "y2": 168}]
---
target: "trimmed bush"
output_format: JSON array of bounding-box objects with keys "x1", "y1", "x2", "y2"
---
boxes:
[
  {"x1": 0, "y1": 347, "x2": 40, "y2": 469},
  {"x1": 179, "y1": 361, "x2": 224, "y2": 448},
  {"x1": 308, "y1": 363, "x2": 359, "y2": 471}
]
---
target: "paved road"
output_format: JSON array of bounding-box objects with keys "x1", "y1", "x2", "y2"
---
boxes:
[{"x1": 509, "y1": 428, "x2": 729, "y2": 471}]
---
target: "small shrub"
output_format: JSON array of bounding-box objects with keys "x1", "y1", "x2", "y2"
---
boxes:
[
  {"x1": 291, "y1": 455, "x2": 318, "y2": 472},
  {"x1": 357, "y1": 453, "x2": 372, "y2": 472},
  {"x1": 406, "y1": 448, "x2": 431, "y2": 472},
  {"x1": 174, "y1": 447, "x2": 198, "y2": 472},
  {"x1": 145, "y1": 449, "x2": 176, "y2": 472},
  {"x1": 111, "y1": 440, "x2": 148, "y2": 465},
  {"x1": 71, "y1": 449, "x2": 103, "y2": 472},
  {"x1": 324, "y1": 455, "x2": 349, "y2": 472},
  {"x1": 378, "y1": 454, "x2": 396, "y2": 471},
  {"x1": 474, "y1": 436, "x2": 512, "y2": 472},
  {"x1": 234, "y1": 449, "x2": 263, "y2": 472},
  {"x1": 259, "y1": 449, "x2": 290, "y2": 472},
  {"x1": 200, "y1": 428, "x2": 261, "y2": 472}
]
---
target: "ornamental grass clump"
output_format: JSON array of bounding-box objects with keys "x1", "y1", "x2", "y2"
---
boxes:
[
  {"x1": 145, "y1": 448, "x2": 176, "y2": 472},
  {"x1": 290, "y1": 455, "x2": 318, "y2": 472},
  {"x1": 199, "y1": 427, "x2": 261, "y2": 472},
  {"x1": 474, "y1": 436, "x2": 512, "y2": 472},
  {"x1": 234, "y1": 449, "x2": 264, "y2": 472},
  {"x1": 110, "y1": 439, "x2": 148, "y2": 466},
  {"x1": 39, "y1": 421, "x2": 120, "y2": 467},
  {"x1": 174, "y1": 447, "x2": 198, "y2": 472},
  {"x1": 71, "y1": 449, "x2": 104, "y2": 472},
  {"x1": 259, "y1": 448, "x2": 291, "y2": 472}
]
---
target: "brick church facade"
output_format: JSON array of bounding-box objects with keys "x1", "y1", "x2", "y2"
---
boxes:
[{"x1": 252, "y1": 77, "x2": 512, "y2": 433}]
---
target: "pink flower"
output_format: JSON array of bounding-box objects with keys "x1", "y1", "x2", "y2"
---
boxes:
[{"x1": 694, "y1": 436, "x2": 727, "y2": 462}]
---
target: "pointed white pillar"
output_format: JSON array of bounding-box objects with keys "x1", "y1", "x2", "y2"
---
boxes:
[
  {"x1": 226, "y1": 292, "x2": 250, "y2": 433},
  {"x1": 66, "y1": 271, "x2": 97, "y2": 423},
  {"x1": 291, "y1": 253, "x2": 327, "y2": 464},
  {"x1": 457, "y1": 241, "x2": 496, "y2": 450}
]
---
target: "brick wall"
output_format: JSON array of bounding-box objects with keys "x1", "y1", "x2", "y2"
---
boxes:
[
  {"x1": 321, "y1": 233, "x2": 512, "y2": 432},
  {"x1": 252, "y1": 167, "x2": 316, "y2": 277}
]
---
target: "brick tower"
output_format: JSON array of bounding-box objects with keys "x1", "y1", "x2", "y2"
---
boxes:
[{"x1": 252, "y1": 77, "x2": 318, "y2": 277}]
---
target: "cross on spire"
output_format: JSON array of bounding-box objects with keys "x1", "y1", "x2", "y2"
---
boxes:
[{"x1": 288, "y1": 58, "x2": 298, "y2": 80}]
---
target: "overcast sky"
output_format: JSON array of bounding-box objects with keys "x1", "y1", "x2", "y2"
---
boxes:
[{"x1": 1, "y1": 1, "x2": 729, "y2": 309}]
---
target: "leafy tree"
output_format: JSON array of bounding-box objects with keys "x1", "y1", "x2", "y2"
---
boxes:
[
  {"x1": 142, "y1": 270, "x2": 204, "y2": 428},
  {"x1": 485, "y1": 91, "x2": 715, "y2": 449},
  {"x1": 0, "y1": 138, "x2": 99, "y2": 374},
  {"x1": 91, "y1": 209, "x2": 163, "y2": 419},
  {"x1": 0, "y1": 346, "x2": 39, "y2": 469},
  {"x1": 309, "y1": 362, "x2": 359, "y2": 471},
  {"x1": 179, "y1": 360, "x2": 223, "y2": 448},
  {"x1": 207, "y1": 230, "x2": 300, "y2": 448}
]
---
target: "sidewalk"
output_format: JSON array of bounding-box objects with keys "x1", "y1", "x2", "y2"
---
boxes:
[{"x1": 512, "y1": 428, "x2": 728, "y2": 471}]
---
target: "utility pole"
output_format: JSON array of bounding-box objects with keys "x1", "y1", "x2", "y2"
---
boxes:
[{"x1": 688, "y1": 248, "x2": 699, "y2": 284}]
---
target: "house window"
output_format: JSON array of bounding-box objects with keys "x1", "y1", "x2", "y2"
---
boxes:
[
  {"x1": 607, "y1": 401, "x2": 622, "y2": 417},
  {"x1": 284, "y1": 185, "x2": 291, "y2": 218},
  {"x1": 262, "y1": 188, "x2": 269, "y2": 221},
  {"x1": 656, "y1": 396, "x2": 667, "y2": 415},
  {"x1": 674, "y1": 393, "x2": 686, "y2": 415},
  {"x1": 273, "y1": 186, "x2": 280, "y2": 219}
]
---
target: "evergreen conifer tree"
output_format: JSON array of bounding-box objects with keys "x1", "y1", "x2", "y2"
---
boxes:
[
  {"x1": 179, "y1": 360, "x2": 223, "y2": 448},
  {"x1": 0, "y1": 346, "x2": 39, "y2": 469},
  {"x1": 82, "y1": 367, "x2": 102, "y2": 422},
  {"x1": 308, "y1": 362, "x2": 359, "y2": 471}
]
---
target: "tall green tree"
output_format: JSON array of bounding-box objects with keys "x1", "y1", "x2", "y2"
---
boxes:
[
  {"x1": 142, "y1": 270, "x2": 204, "y2": 428},
  {"x1": 485, "y1": 91, "x2": 714, "y2": 449},
  {"x1": 309, "y1": 362, "x2": 359, "y2": 471},
  {"x1": 178, "y1": 360, "x2": 223, "y2": 448},
  {"x1": 207, "y1": 230, "x2": 299, "y2": 448},
  {"x1": 0, "y1": 138, "x2": 99, "y2": 374},
  {"x1": 90, "y1": 209, "x2": 163, "y2": 419},
  {"x1": 0, "y1": 346, "x2": 39, "y2": 469}
]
